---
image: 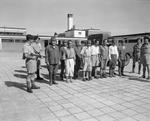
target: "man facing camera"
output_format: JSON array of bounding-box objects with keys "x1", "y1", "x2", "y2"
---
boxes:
[{"x1": 45, "y1": 38, "x2": 60, "y2": 86}]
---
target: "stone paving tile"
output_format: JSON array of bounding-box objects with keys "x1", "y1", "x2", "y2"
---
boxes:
[
  {"x1": 121, "y1": 108, "x2": 138, "y2": 116},
  {"x1": 74, "y1": 112, "x2": 92, "y2": 120},
  {"x1": 109, "y1": 111, "x2": 127, "y2": 120},
  {"x1": 95, "y1": 114, "x2": 116, "y2": 121},
  {"x1": 132, "y1": 114, "x2": 150, "y2": 121},
  {"x1": 67, "y1": 107, "x2": 84, "y2": 114},
  {"x1": 81, "y1": 118, "x2": 99, "y2": 121},
  {"x1": 86, "y1": 109, "x2": 105, "y2": 117},
  {"x1": 59, "y1": 115, "x2": 79, "y2": 121},
  {"x1": 54, "y1": 109, "x2": 71, "y2": 117},
  {"x1": 119, "y1": 117, "x2": 137, "y2": 121},
  {"x1": 1, "y1": 52, "x2": 150, "y2": 121}
]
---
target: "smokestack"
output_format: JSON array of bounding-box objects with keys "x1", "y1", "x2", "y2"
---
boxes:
[{"x1": 67, "y1": 14, "x2": 73, "y2": 30}]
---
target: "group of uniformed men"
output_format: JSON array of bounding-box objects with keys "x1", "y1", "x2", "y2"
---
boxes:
[{"x1": 23, "y1": 34, "x2": 150, "y2": 93}]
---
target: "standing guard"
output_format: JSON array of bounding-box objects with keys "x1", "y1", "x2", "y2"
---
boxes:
[{"x1": 23, "y1": 34, "x2": 40, "y2": 93}]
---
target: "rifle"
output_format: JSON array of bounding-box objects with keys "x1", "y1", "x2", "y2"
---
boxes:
[{"x1": 31, "y1": 46, "x2": 45, "y2": 58}]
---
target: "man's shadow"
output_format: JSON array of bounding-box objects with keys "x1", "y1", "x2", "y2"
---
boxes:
[
  {"x1": 5, "y1": 81, "x2": 27, "y2": 92},
  {"x1": 14, "y1": 73, "x2": 26, "y2": 79},
  {"x1": 128, "y1": 77, "x2": 150, "y2": 82},
  {"x1": 14, "y1": 69, "x2": 26, "y2": 73},
  {"x1": 41, "y1": 73, "x2": 63, "y2": 82}
]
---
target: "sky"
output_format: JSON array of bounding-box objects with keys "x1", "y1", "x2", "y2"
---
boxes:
[{"x1": 0, "y1": 0, "x2": 150, "y2": 36}]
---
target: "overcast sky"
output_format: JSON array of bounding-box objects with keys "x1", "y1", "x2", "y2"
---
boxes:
[{"x1": 0, "y1": 0, "x2": 150, "y2": 35}]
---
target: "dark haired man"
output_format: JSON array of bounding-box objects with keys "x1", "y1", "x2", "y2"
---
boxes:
[
  {"x1": 118, "y1": 40, "x2": 126, "y2": 76},
  {"x1": 45, "y1": 38, "x2": 60, "y2": 85},
  {"x1": 132, "y1": 38, "x2": 142, "y2": 74},
  {"x1": 74, "y1": 40, "x2": 82, "y2": 79},
  {"x1": 108, "y1": 39, "x2": 119, "y2": 77},
  {"x1": 99, "y1": 39, "x2": 109, "y2": 78},
  {"x1": 65, "y1": 40, "x2": 76, "y2": 82},
  {"x1": 80, "y1": 40, "x2": 92, "y2": 81},
  {"x1": 60, "y1": 40, "x2": 67, "y2": 81},
  {"x1": 32, "y1": 36, "x2": 43, "y2": 80},
  {"x1": 140, "y1": 36, "x2": 150, "y2": 79}
]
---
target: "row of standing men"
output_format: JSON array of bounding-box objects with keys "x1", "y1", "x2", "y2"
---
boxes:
[{"x1": 23, "y1": 34, "x2": 150, "y2": 93}]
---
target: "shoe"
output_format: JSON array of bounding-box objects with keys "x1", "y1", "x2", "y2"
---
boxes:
[
  {"x1": 49, "y1": 81, "x2": 52, "y2": 86},
  {"x1": 94, "y1": 76, "x2": 99, "y2": 79},
  {"x1": 109, "y1": 75, "x2": 112, "y2": 78},
  {"x1": 31, "y1": 84, "x2": 40, "y2": 89},
  {"x1": 88, "y1": 77, "x2": 92, "y2": 81},
  {"x1": 147, "y1": 77, "x2": 150, "y2": 80},
  {"x1": 82, "y1": 78, "x2": 86, "y2": 81},
  {"x1": 52, "y1": 81, "x2": 58, "y2": 85},
  {"x1": 27, "y1": 88, "x2": 33, "y2": 93}
]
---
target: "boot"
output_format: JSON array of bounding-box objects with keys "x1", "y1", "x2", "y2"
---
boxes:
[
  {"x1": 70, "y1": 76, "x2": 73, "y2": 83},
  {"x1": 66, "y1": 76, "x2": 69, "y2": 83},
  {"x1": 109, "y1": 69, "x2": 112, "y2": 77},
  {"x1": 112, "y1": 69, "x2": 115, "y2": 77},
  {"x1": 27, "y1": 81, "x2": 33, "y2": 93},
  {"x1": 52, "y1": 74, "x2": 58, "y2": 84},
  {"x1": 118, "y1": 68, "x2": 122, "y2": 76},
  {"x1": 82, "y1": 71, "x2": 86, "y2": 81},
  {"x1": 138, "y1": 64, "x2": 141, "y2": 74},
  {"x1": 88, "y1": 71, "x2": 92, "y2": 81},
  {"x1": 121, "y1": 67, "x2": 125, "y2": 76},
  {"x1": 132, "y1": 65, "x2": 135, "y2": 73}
]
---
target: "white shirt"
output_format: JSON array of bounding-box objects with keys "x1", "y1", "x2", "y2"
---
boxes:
[
  {"x1": 91, "y1": 45, "x2": 99, "y2": 55},
  {"x1": 109, "y1": 45, "x2": 119, "y2": 59},
  {"x1": 80, "y1": 46, "x2": 92, "y2": 57}
]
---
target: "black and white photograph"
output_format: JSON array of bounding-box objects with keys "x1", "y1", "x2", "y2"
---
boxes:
[{"x1": 0, "y1": 0, "x2": 150, "y2": 121}]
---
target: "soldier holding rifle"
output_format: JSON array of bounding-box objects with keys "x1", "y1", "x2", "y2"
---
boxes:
[{"x1": 23, "y1": 34, "x2": 40, "y2": 93}]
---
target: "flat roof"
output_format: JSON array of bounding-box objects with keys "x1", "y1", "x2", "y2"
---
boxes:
[{"x1": 112, "y1": 32, "x2": 150, "y2": 38}]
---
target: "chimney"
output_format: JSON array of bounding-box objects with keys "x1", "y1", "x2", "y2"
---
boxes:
[{"x1": 67, "y1": 14, "x2": 73, "y2": 30}]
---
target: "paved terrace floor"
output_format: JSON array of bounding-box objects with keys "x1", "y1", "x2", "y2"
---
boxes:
[{"x1": 0, "y1": 52, "x2": 150, "y2": 121}]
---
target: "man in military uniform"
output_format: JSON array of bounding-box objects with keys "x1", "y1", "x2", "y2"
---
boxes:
[
  {"x1": 140, "y1": 36, "x2": 150, "y2": 79},
  {"x1": 45, "y1": 38, "x2": 60, "y2": 85},
  {"x1": 118, "y1": 40, "x2": 126, "y2": 76},
  {"x1": 132, "y1": 38, "x2": 142, "y2": 74},
  {"x1": 23, "y1": 34, "x2": 40, "y2": 93}
]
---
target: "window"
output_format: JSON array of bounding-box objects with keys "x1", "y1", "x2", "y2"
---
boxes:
[
  {"x1": 78, "y1": 32, "x2": 82, "y2": 35},
  {"x1": 2, "y1": 39, "x2": 14, "y2": 42},
  {"x1": 128, "y1": 39, "x2": 137, "y2": 43}
]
